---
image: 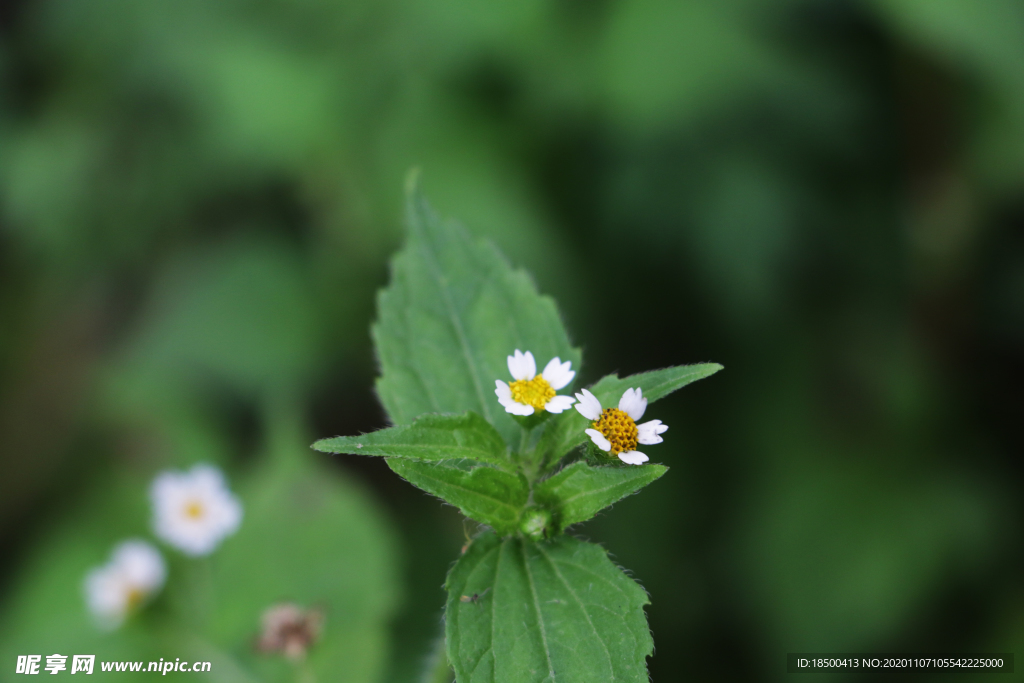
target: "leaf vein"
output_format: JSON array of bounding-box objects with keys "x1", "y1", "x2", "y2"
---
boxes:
[
  {"x1": 536, "y1": 543, "x2": 616, "y2": 680},
  {"x1": 551, "y1": 558, "x2": 635, "y2": 602},
  {"x1": 520, "y1": 539, "x2": 556, "y2": 682},
  {"x1": 413, "y1": 215, "x2": 492, "y2": 422}
]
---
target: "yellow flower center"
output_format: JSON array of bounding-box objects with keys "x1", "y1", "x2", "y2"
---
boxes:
[
  {"x1": 593, "y1": 408, "x2": 638, "y2": 455},
  {"x1": 184, "y1": 500, "x2": 205, "y2": 520},
  {"x1": 126, "y1": 587, "x2": 146, "y2": 610},
  {"x1": 509, "y1": 376, "x2": 555, "y2": 410}
]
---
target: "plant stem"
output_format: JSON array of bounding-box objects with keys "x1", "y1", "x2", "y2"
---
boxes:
[
  {"x1": 520, "y1": 425, "x2": 543, "y2": 483},
  {"x1": 420, "y1": 636, "x2": 454, "y2": 683},
  {"x1": 296, "y1": 659, "x2": 317, "y2": 683}
]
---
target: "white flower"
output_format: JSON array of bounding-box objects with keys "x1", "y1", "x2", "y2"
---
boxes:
[
  {"x1": 151, "y1": 464, "x2": 242, "y2": 556},
  {"x1": 574, "y1": 387, "x2": 668, "y2": 465},
  {"x1": 494, "y1": 349, "x2": 576, "y2": 416},
  {"x1": 84, "y1": 540, "x2": 166, "y2": 630}
]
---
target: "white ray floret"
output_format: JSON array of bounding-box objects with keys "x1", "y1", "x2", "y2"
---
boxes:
[
  {"x1": 584, "y1": 428, "x2": 611, "y2": 452},
  {"x1": 84, "y1": 540, "x2": 166, "y2": 630},
  {"x1": 618, "y1": 387, "x2": 648, "y2": 421},
  {"x1": 151, "y1": 463, "x2": 243, "y2": 556},
  {"x1": 637, "y1": 419, "x2": 668, "y2": 445},
  {"x1": 507, "y1": 349, "x2": 536, "y2": 381},
  {"x1": 618, "y1": 451, "x2": 650, "y2": 465},
  {"x1": 495, "y1": 349, "x2": 576, "y2": 416},
  {"x1": 573, "y1": 387, "x2": 668, "y2": 465},
  {"x1": 574, "y1": 388, "x2": 603, "y2": 421}
]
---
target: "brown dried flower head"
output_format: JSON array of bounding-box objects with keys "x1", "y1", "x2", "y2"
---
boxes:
[{"x1": 255, "y1": 603, "x2": 325, "y2": 661}]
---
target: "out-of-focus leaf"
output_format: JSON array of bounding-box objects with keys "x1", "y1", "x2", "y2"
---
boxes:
[
  {"x1": 0, "y1": 120, "x2": 101, "y2": 256},
  {"x1": 387, "y1": 460, "x2": 528, "y2": 536},
  {"x1": 738, "y1": 447, "x2": 996, "y2": 651},
  {"x1": 872, "y1": 0, "x2": 1024, "y2": 184},
  {"x1": 601, "y1": 1, "x2": 785, "y2": 129},
  {"x1": 112, "y1": 240, "x2": 318, "y2": 397},
  {"x1": 373, "y1": 178, "x2": 580, "y2": 446},
  {"x1": 533, "y1": 461, "x2": 668, "y2": 533},
  {"x1": 535, "y1": 363, "x2": 722, "y2": 469},
  {"x1": 689, "y1": 158, "x2": 803, "y2": 319},
  {"x1": 445, "y1": 532, "x2": 652, "y2": 682},
  {"x1": 313, "y1": 412, "x2": 513, "y2": 472},
  {"x1": 209, "y1": 425, "x2": 400, "y2": 683}
]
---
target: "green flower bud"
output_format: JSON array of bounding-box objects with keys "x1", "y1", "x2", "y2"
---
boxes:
[{"x1": 519, "y1": 508, "x2": 551, "y2": 541}]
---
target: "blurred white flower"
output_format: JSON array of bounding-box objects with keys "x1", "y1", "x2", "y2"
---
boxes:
[
  {"x1": 151, "y1": 464, "x2": 242, "y2": 556},
  {"x1": 84, "y1": 540, "x2": 166, "y2": 630},
  {"x1": 494, "y1": 349, "x2": 576, "y2": 416},
  {"x1": 574, "y1": 387, "x2": 668, "y2": 465}
]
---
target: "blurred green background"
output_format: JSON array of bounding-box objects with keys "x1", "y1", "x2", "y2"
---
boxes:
[{"x1": 1, "y1": 0, "x2": 1022, "y2": 680}]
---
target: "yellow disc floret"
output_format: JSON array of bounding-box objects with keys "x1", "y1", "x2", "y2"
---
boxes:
[
  {"x1": 126, "y1": 587, "x2": 146, "y2": 610},
  {"x1": 509, "y1": 376, "x2": 556, "y2": 411},
  {"x1": 592, "y1": 408, "x2": 638, "y2": 455},
  {"x1": 184, "y1": 500, "x2": 205, "y2": 520}
]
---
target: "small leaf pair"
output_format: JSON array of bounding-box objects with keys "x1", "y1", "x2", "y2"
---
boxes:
[{"x1": 315, "y1": 412, "x2": 669, "y2": 536}]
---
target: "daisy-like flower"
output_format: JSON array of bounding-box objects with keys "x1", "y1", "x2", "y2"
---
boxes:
[
  {"x1": 574, "y1": 387, "x2": 668, "y2": 465},
  {"x1": 494, "y1": 349, "x2": 576, "y2": 416},
  {"x1": 84, "y1": 540, "x2": 166, "y2": 630},
  {"x1": 151, "y1": 464, "x2": 243, "y2": 556}
]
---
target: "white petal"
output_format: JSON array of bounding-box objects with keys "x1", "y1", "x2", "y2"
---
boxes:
[
  {"x1": 524, "y1": 351, "x2": 537, "y2": 378},
  {"x1": 573, "y1": 388, "x2": 603, "y2": 420},
  {"x1": 636, "y1": 419, "x2": 668, "y2": 445},
  {"x1": 507, "y1": 350, "x2": 529, "y2": 380},
  {"x1": 544, "y1": 395, "x2": 575, "y2": 414},
  {"x1": 495, "y1": 380, "x2": 512, "y2": 400},
  {"x1": 541, "y1": 357, "x2": 576, "y2": 390},
  {"x1": 585, "y1": 428, "x2": 612, "y2": 452},
  {"x1": 618, "y1": 388, "x2": 647, "y2": 421},
  {"x1": 499, "y1": 397, "x2": 534, "y2": 415},
  {"x1": 618, "y1": 450, "x2": 649, "y2": 465},
  {"x1": 112, "y1": 540, "x2": 166, "y2": 590}
]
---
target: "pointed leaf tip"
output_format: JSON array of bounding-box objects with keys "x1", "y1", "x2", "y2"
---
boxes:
[
  {"x1": 311, "y1": 412, "x2": 514, "y2": 472},
  {"x1": 374, "y1": 186, "x2": 580, "y2": 446},
  {"x1": 535, "y1": 362, "x2": 721, "y2": 471}
]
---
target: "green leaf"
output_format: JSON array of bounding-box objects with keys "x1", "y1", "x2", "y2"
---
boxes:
[
  {"x1": 373, "y1": 177, "x2": 581, "y2": 446},
  {"x1": 113, "y1": 240, "x2": 319, "y2": 395},
  {"x1": 209, "y1": 432, "x2": 401, "y2": 683},
  {"x1": 388, "y1": 460, "x2": 528, "y2": 535},
  {"x1": 536, "y1": 363, "x2": 723, "y2": 469},
  {"x1": 533, "y1": 461, "x2": 668, "y2": 533},
  {"x1": 446, "y1": 532, "x2": 653, "y2": 683},
  {"x1": 312, "y1": 411, "x2": 514, "y2": 472}
]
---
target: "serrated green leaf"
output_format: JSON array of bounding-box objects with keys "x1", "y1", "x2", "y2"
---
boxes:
[
  {"x1": 388, "y1": 460, "x2": 528, "y2": 535},
  {"x1": 446, "y1": 532, "x2": 653, "y2": 683},
  {"x1": 312, "y1": 411, "x2": 513, "y2": 472},
  {"x1": 373, "y1": 179, "x2": 581, "y2": 447},
  {"x1": 533, "y1": 461, "x2": 668, "y2": 533},
  {"x1": 536, "y1": 362, "x2": 722, "y2": 469}
]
